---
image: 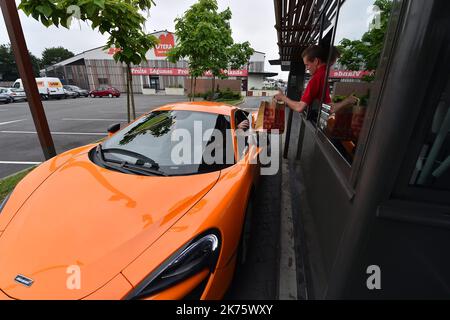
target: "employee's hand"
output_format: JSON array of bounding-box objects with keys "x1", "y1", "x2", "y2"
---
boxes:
[
  {"x1": 274, "y1": 90, "x2": 286, "y2": 102},
  {"x1": 343, "y1": 95, "x2": 359, "y2": 106}
]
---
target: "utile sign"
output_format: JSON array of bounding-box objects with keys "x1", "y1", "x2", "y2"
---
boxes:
[{"x1": 131, "y1": 68, "x2": 249, "y2": 77}]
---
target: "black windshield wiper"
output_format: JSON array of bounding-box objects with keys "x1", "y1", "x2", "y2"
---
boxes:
[
  {"x1": 119, "y1": 161, "x2": 167, "y2": 176},
  {"x1": 96, "y1": 145, "x2": 166, "y2": 176},
  {"x1": 101, "y1": 147, "x2": 160, "y2": 169},
  {"x1": 96, "y1": 145, "x2": 138, "y2": 175}
]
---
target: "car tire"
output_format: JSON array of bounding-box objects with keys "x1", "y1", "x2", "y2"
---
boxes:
[{"x1": 237, "y1": 196, "x2": 254, "y2": 266}]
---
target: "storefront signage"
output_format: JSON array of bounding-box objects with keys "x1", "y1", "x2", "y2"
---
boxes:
[
  {"x1": 131, "y1": 68, "x2": 248, "y2": 77},
  {"x1": 107, "y1": 48, "x2": 122, "y2": 55},
  {"x1": 154, "y1": 33, "x2": 175, "y2": 57},
  {"x1": 329, "y1": 70, "x2": 373, "y2": 79}
]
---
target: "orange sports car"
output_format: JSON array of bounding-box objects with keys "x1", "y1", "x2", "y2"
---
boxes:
[{"x1": 0, "y1": 102, "x2": 262, "y2": 300}]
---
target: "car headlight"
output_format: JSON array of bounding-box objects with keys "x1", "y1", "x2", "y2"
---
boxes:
[
  {"x1": 0, "y1": 193, "x2": 12, "y2": 214},
  {"x1": 126, "y1": 230, "x2": 221, "y2": 300}
]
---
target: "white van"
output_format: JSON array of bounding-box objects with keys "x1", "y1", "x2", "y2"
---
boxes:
[{"x1": 13, "y1": 77, "x2": 65, "y2": 100}]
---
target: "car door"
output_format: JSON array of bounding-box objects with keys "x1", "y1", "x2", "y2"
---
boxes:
[{"x1": 101, "y1": 86, "x2": 109, "y2": 96}]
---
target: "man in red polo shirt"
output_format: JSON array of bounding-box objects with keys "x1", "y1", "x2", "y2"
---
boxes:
[{"x1": 275, "y1": 45, "x2": 356, "y2": 114}]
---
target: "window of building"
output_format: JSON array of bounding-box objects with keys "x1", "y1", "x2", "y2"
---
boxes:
[
  {"x1": 98, "y1": 78, "x2": 109, "y2": 85},
  {"x1": 317, "y1": 0, "x2": 394, "y2": 165},
  {"x1": 149, "y1": 76, "x2": 160, "y2": 90}
]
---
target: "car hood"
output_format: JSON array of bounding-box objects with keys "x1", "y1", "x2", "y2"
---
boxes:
[{"x1": 0, "y1": 151, "x2": 220, "y2": 299}]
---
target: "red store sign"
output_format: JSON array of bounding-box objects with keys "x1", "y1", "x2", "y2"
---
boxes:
[
  {"x1": 329, "y1": 70, "x2": 373, "y2": 79},
  {"x1": 131, "y1": 68, "x2": 248, "y2": 77},
  {"x1": 154, "y1": 33, "x2": 175, "y2": 57}
]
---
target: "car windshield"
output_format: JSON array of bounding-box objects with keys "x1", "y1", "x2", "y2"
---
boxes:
[{"x1": 97, "y1": 110, "x2": 236, "y2": 175}]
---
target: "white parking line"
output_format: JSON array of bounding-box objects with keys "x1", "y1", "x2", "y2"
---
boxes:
[
  {"x1": 62, "y1": 118, "x2": 127, "y2": 121},
  {"x1": 0, "y1": 119, "x2": 26, "y2": 126},
  {"x1": 0, "y1": 161, "x2": 42, "y2": 165},
  {"x1": 103, "y1": 112, "x2": 147, "y2": 115},
  {"x1": 0, "y1": 130, "x2": 105, "y2": 136}
]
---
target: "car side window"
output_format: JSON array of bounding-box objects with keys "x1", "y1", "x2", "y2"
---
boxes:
[
  {"x1": 13, "y1": 83, "x2": 20, "y2": 88},
  {"x1": 235, "y1": 109, "x2": 250, "y2": 158}
]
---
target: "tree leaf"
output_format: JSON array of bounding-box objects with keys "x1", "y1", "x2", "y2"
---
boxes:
[{"x1": 36, "y1": 4, "x2": 53, "y2": 17}]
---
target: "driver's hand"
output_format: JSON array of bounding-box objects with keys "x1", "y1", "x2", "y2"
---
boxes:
[{"x1": 237, "y1": 120, "x2": 250, "y2": 130}]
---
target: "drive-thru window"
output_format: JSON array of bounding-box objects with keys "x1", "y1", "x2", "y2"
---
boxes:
[{"x1": 274, "y1": 0, "x2": 450, "y2": 298}]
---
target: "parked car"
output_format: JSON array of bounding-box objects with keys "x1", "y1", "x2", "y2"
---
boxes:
[
  {"x1": 13, "y1": 77, "x2": 65, "y2": 100},
  {"x1": 63, "y1": 85, "x2": 89, "y2": 97},
  {"x1": 89, "y1": 86, "x2": 121, "y2": 98},
  {"x1": 63, "y1": 88, "x2": 79, "y2": 99},
  {"x1": 0, "y1": 88, "x2": 27, "y2": 102},
  {"x1": 0, "y1": 93, "x2": 13, "y2": 104},
  {"x1": 0, "y1": 102, "x2": 263, "y2": 300}
]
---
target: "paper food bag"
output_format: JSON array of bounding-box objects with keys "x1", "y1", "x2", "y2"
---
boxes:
[{"x1": 255, "y1": 99, "x2": 286, "y2": 134}]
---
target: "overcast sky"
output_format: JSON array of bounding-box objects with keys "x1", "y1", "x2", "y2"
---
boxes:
[{"x1": 0, "y1": 0, "x2": 377, "y2": 81}]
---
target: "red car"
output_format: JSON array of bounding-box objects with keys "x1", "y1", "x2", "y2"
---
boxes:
[{"x1": 89, "y1": 86, "x2": 121, "y2": 98}]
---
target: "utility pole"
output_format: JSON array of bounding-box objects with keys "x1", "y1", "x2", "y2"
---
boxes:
[{"x1": 0, "y1": 0, "x2": 56, "y2": 160}]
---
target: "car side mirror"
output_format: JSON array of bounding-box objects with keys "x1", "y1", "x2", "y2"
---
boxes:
[{"x1": 107, "y1": 123, "x2": 121, "y2": 137}]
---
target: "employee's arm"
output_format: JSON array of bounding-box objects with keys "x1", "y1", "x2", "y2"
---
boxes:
[
  {"x1": 274, "y1": 92, "x2": 308, "y2": 113},
  {"x1": 330, "y1": 96, "x2": 359, "y2": 113}
]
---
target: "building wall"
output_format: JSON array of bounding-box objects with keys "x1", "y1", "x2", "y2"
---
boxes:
[
  {"x1": 184, "y1": 78, "x2": 242, "y2": 94},
  {"x1": 333, "y1": 82, "x2": 372, "y2": 97},
  {"x1": 66, "y1": 65, "x2": 90, "y2": 89},
  {"x1": 248, "y1": 75, "x2": 264, "y2": 90},
  {"x1": 140, "y1": 60, "x2": 188, "y2": 90},
  {"x1": 85, "y1": 60, "x2": 144, "y2": 93}
]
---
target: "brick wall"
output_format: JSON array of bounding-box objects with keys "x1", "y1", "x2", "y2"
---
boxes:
[
  {"x1": 333, "y1": 82, "x2": 373, "y2": 97},
  {"x1": 184, "y1": 78, "x2": 242, "y2": 94}
]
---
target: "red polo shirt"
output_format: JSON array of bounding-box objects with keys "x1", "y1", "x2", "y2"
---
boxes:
[{"x1": 301, "y1": 64, "x2": 331, "y2": 105}]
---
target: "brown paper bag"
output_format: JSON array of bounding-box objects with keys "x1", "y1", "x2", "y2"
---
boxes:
[
  {"x1": 327, "y1": 97, "x2": 365, "y2": 141},
  {"x1": 255, "y1": 99, "x2": 286, "y2": 134}
]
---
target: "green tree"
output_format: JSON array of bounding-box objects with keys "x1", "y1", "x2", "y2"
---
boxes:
[
  {"x1": 19, "y1": 0, "x2": 158, "y2": 122},
  {"x1": 41, "y1": 46, "x2": 74, "y2": 68},
  {"x1": 167, "y1": 0, "x2": 254, "y2": 100},
  {"x1": 337, "y1": 0, "x2": 393, "y2": 78},
  {"x1": 0, "y1": 43, "x2": 41, "y2": 81}
]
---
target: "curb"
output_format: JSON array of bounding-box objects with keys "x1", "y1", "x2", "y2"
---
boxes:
[
  {"x1": 0, "y1": 165, "x2": 37, "y2": 182},
  {"x1": 278, "y1": 156, "x2": 298, "y2": 300}
]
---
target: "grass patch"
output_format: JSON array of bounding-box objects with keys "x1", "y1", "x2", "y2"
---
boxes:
[
  {"x1": 0, "y1": 167, "x2": 35, "y2": 202},
  {"x1": 215, "y1": 97, "x2": 244, "y2": 105}
]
